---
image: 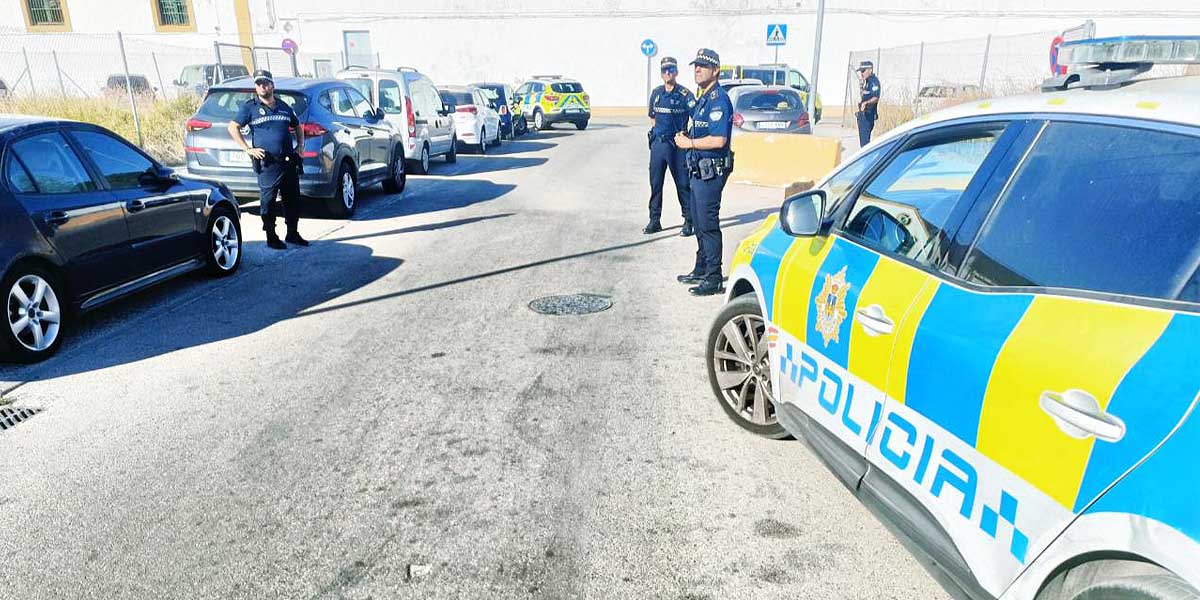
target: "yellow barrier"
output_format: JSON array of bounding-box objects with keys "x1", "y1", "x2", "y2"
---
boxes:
[{"x1": 729, "y1": 132, "x2": 843, "y2": 188}]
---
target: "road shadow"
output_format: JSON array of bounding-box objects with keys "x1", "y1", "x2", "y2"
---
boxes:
[
  {"x1": 433, "y1": 155, "x2": 549, "y2": 177},
  {"x1": 478, "y1": 140, "x2": 558, "y2": 156},
  {"x1": 581, "y1": 123, "x2": 632, "y2": 130},
  {"x1": 328, "y1": 213, "x2": 513, "y2": 244},
  {"x1": 524, "y1": 130, "x2": 574, "y2": 139},
  {"x1": 351, "y1": 178, "x2": 517, "y2": 221},
  {"x1": 0, "y1": 241, "x2": 406, "y2": 385}
]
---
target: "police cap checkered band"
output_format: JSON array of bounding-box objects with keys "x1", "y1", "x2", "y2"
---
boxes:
[
  {"x1": 253, "y1": 69, "x2": 274, "y2": 83},
  {"x1": 857, "y1": 61, "x2": 874, "y2": 71},
  {"x1": 660, "y1": 57, "x2": 678, "y2": 69},
  {"x1": 689, "y1": 48, "x2": 720, "y2": 67}
]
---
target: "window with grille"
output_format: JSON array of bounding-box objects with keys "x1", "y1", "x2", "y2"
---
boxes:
[
  {"x1": 156, "y1": 0, "x2": 190, "y2": 26},
  {"x1": 26, "y1": 0, "x2": 65, "y2": 25}
]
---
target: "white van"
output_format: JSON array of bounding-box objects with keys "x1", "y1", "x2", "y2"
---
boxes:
[{"x1": 336, "y1": 67, "x2": 457, "y2": 174}]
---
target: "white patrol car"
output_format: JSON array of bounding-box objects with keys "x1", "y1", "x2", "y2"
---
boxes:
[{"x1": 711, "y1": 36, "x2": 1200, "y2": 600}]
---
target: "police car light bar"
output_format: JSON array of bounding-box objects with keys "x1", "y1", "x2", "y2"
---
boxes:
[{"x1": 1060, "y1": 35, "x2": 1200, "y2": 66}]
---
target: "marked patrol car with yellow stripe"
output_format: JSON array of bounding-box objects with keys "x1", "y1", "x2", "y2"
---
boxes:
[
  {"x1": 513, "y1": 75, "x2": 591, "y2": 131},
  {"x1": 707, "y1": 36, "x2": 1200, "y2": 600}
]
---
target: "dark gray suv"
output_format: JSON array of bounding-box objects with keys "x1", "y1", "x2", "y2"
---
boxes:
[{"x1": 183, "y1": 77, "x2": 406, "y2": 217}]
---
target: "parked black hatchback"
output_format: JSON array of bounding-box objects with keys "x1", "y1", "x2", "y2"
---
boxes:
[{"x1": 0, "y1": 116, "x2": 243, "y2": 363}]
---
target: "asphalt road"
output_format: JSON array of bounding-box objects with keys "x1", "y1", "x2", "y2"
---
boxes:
[{"x1": 0, "y1": 118, "x2": 945, "y2": 600}]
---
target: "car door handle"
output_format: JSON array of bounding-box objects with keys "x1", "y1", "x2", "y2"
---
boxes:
[
  {"x1": 854, "y1": 304, "x2": 894, "y2": 336},
  {"x1": 46, "y1": 211, "x2": 69, "y2": 226},
  {"x1": 1039, "y1": 389, "x2": 1126, "y2": 443},
  {"x1": 127, "y1": 199, "x2": 146, "y2": 212}
]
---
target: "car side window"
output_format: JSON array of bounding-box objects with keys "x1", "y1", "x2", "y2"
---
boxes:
[
  {"x1": 5, "y1": 152, "x2": 37, "y2": 193},
  {"x1": 840, "y1": 127, "x2": 1003, "y2": 266},
  {"x1": 346, "y1": 87, "x2": 374, "y2": 118},
  {"x1": 788, "y1": 70, "x2": 806, "y2": 91},
  {"x1": 820, "y1": 142, "x2": 895, "y2": 219},
  {"x1": 10, "y1": 132, "x2": 96, "y2": 195},
  {"x1": 71, "y1": 130, "x2": 154, "y2": 190},
  {"x1": 326, "y1": 88, "x2": 357, "y2": 118},
  {"x1": 378, "y1": 79, "x2": 403, "y2": 114},
  {"x1": 963, "y1": 121, "x2": 1200, "y2": 305}
]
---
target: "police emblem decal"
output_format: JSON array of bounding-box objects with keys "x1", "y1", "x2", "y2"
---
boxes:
[
  {"x1": 709, "y1": 110, "x2": 723, "y2": 121},
  {"x1": 688, "y1": 100, "x2": 696, "y2": 108},
  {"x1": 259, "y1": 107, "x2": 267, "y2": 116},
  {"x1": 814, "y1": 267, "x2": 851, "y2": 347}
]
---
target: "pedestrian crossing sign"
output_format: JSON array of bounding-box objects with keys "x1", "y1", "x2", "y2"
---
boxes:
[{"x1": 766, "y1": 24, "x2": 788, "y2": 46}]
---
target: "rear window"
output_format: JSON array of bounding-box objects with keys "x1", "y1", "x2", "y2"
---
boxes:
[
  {"x1": 442, "y1": 91, "x2": 473, "y2": 106},
  {"x1": 740, "y1": 69, "x2": 784, "y2": 85},
  {"x1": 478, "y1": 85, "x2": 507, "y2": 102},
  {"x1": 736, "y1": 90, "x2": 803, "y2": 111},
  {"x1": 198, "y1": 90, "x2": 308, "y2": 121},
  {"x1": 550, "y1": 82, "x2": 583, "y2": 94}
]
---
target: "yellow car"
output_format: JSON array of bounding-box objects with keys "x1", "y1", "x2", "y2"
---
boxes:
[
  {"x1": 513, "y1": 76, "x2": 591, "y2": 131},
  {"x1": 719, "y1": 64, "x2": 822, "y2": 122}
]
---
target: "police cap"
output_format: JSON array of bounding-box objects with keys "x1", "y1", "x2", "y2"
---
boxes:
[
  {"x1": 856, "y1": 61, "x2": 874, "y2": 72},
  {"x1": 689, "y1": 48, "x2": 720, "y2": 68},
  {"x1": 660, "y1": 57, "x2": 678, "y2": 70},
  {"x1": 252, "y1": 69, "x2": 274, "y2": 84}
]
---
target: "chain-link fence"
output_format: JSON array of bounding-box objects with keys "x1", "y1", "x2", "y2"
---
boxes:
[{"x1": 841, "y1": 30, "x2": 1060, "y2": 130}]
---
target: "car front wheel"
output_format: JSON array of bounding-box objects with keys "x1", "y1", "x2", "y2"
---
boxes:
[
  {"x1": 477, "y1": 128, "x2": 488, "y2": 154},
  {"x1": 1, "y1": 266, "x2": 66, "y2": 363},
  {"x1": 205, "y1": 206, "x2": 241, "y2": 277},
  {"x1": 383, "y1": 149, "x2": 406, "y2": 194},
  {"x1": 707, "y1": 294, "x2": 789, "y2": 439}
]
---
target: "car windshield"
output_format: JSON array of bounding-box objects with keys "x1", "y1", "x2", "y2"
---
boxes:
[
  {"x1": 198, "y1": 90, "x2": 308, "y2": 120},
  {"x1": 736, "y1": 90, "x2": 802, "y2": 111},
  {"x1": 443, "y1": 91, "x2": 474, "y2": 106},
  {"x1": 551, "y1": 82, "x2": 583, "y2": 94}
]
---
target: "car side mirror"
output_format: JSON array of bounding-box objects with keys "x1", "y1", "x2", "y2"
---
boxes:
[
  {"x1": 440, "y1": 102, "x2": 453, "y2": 115},
  {"x1": 779, "y1": 190, "x2": 825, "y2": 237},
  {"x1": 138, "y1": 167, "x2": 176, "y2": 190}
]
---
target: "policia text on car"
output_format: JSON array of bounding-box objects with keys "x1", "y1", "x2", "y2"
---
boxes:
[
  {"x1": 674, "y1": 48, "x2": 735, "y2": 297},
  {"x1": 645, "y1": 56, "x2": 695, "y2": 237},
  {"x1": 227, "y1": 70, "x2": 308, "y2": 250}
]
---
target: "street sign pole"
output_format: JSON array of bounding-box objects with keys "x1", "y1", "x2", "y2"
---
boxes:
[
  {"x1": 808, "y1": 0, "x2": 826, "y2": 119},
  {"x1": 640, "y1": 38, "x2": 658, "y2": 100},
  {"x1": 646, "y1": 54, "x2": 651, "y2": 99}
]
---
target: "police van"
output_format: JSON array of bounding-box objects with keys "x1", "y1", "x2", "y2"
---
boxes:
[{"x1": 708, "y1": 36, "x2": 1200, "y2": 600}]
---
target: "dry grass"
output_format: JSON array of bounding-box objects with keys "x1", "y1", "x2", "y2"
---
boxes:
[{"x1": 0, "y1": 95, "x2": 201, "y2": 166}]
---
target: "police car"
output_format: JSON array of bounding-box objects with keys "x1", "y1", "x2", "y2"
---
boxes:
[
  {"x1": 708, "y1": 36, "x2": 1200, "y2": 600},
  {"x1": 513, "y1": 75, "x2": 591, "y2": 131}
]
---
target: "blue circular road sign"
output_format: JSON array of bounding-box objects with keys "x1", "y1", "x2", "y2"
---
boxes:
[{"x1": 641, "y1": 39, "x2": 658, "y2": 58}]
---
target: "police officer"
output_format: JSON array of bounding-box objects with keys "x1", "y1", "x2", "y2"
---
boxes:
[
  {"x1": 228, "y1": 69, "x2": 307, "y2": 250},
  {"x1": 644, "y1": 56, "x2": 696, "y2": 236},
  {"x1": 855, "y1": 61, "x2": 881, "y2": 147},
  {"x1": 674, "y1": 48, "x2": 734, "y2": 297}
]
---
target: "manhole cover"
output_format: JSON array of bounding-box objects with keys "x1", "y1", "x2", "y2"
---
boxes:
[
  {"x1": 0, "y1": 406, "x2": 42, "y2": 431},
  {"x1": 529, "y1": 293, "x2": 613, "y2": 316}
]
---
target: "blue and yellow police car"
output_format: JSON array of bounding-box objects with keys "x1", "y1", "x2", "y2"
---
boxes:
[{"x1": 707, "y1": 35, "x2": 1200, "y2": 600}]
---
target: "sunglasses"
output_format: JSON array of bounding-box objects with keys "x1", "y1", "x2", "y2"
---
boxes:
[{"x1": 661, "y1": 67, "x2": 678, "y2": 74}]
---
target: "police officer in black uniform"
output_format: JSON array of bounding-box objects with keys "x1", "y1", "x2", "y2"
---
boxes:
[
  {"x1": 675, "y1": 48, "x2": 734, "y2": 297},
  {"x1": 644, "y1": 56, "x2": 696, "y2": 236},
  {"x1": 228, "y1": 70, "x2": 307, "y2": 250},
  {"x1": 855, "y1": 61, "x2": 881, "y2": 147}
]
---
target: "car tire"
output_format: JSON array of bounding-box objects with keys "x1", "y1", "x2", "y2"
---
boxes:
[
  {"x1": 575, "y1": 120, "x2": 588, "y2": 130},
  {"x1": 326, "y1": 163, "x2": 357, "y2": 218},
  {"x1": 205, "y1": 205, "x2": 242, "y2": 277},
  {"x1": 534, "y1": 109, "x2": 546, "y2": 131},
  {"x1": 706, "y1": 294, "x2": 791, "y2": 439},
  {"x1": 515, "y1": 116, "x2": 527, "y2": 136},
  {"x1": 445, "y1": 137, "x2": 457, "y2": 163},
  {"x1": 410, "y1": 143, "x2": 430, "y2": 176},
  {"x1": 383, "y1": 148, "x2": 406, "y2": 194},
  {"x1": 1, "y1": 265, "x2": 67, "y2": 363},
  {"x1": 477, "y1": 128, "x2": 487, "y2": 155},
  {"x1": 1037, "y1": 560, "x2": 1200, "y2": 600},
  {"x1": 491, "y1": 127, "x2": 502, "y2": 147}
]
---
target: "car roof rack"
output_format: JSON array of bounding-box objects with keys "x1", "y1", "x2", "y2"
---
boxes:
[
  {"x1": 1043, "y1": 35, "x2": 1200, "y2": 91},
  {"x1": 396, "y1": 66, "x2": 420, "y2": 73},
  {"x1": 531, "y1": 74, "x2": 563, "y2": 79}
]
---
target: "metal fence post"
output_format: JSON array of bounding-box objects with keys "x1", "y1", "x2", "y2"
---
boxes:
[
  {"x1": 214, "y1": 41, "x2": 224, "y2": 84},
  {"x1": 914, "y1": 42, "x2": 925, "y2": 112},
  {"x1": 151, "y1": 52, "x2": 168, "y2": 100},
  {"x1": 979, "y1": 34, "x2": 992, "y2": 89},
  {"x1": 22, "y1": 48, "x2": 36, "y2": 96},
  {"x1": 841, "y1": 52, "x2": 853, "y2": 127},
  {"x1": 52, "y1": 51, "x2": 67, "y2": 96},
  {"x1": 117, "y1": 32, "x2": 145, "y2": 148},
  {"x1": 807, "y1": 0, "x2": 826, "y2": 121},
  {"x1": 290, "y1": 51, "x2": 299, "y2": 77},
  {"x1": 876, "y1": 47, "x2": 882, "y2": 72}
]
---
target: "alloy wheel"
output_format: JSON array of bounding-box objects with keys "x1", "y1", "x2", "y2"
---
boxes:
[
  {"x1": 712, "y1": 314, "x2": 777, "y2": 426},
  {"x1": 7, "y1": 274, "x2": 61, "y2": 352},
  {"x1": 211, "y1": 215, "x2": 240, "y2": 271},
  {"x1": 342, "y1": 171, "x2": 355, "y2": 210},
  {"x1": 421, "y1": 145, "x2": 430, "y2": 173}
]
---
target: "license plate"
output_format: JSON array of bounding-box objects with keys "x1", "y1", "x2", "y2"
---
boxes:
[
  {"x1": 567, "y1": 108, "x2": 582, "y2": 113},
  {"x1": 758, "y1": 121, "x2": 789, "y2": 130},
  {"x1": 222, "y1": 150, "x2": 251, "y2": 166}
]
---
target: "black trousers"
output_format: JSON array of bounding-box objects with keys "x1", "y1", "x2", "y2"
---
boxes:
[
  {"x1": 857, "y1": 112, "x2": 877, "y2": 147},
  {"x1": 689, "y1": 170, "x2": 729, "y2": 283},
  {"x1": 257, "y1": 163, "x2": 300, "y2": 233},
  {"x1": 648, "y1": 137, "x2": 690, "y2": 223}
]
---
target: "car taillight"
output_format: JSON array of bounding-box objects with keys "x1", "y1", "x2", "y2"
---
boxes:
[
  {"x1": 544, "y1": 93, "x2": 560, "y2": 103},
  {"x1": 405, "y1": 96, "x2": 416, "y2": 136},
  {"x1": 582, "y1": 93, "x2": 590, "y2": 104},
  {"x1": 301, "y1": 150, "x2": 319, "y2": 158},
  {"x1": 186, "y1": 118, "x2": 211, "y2": 131},
  {"x1": 301, "y1": 122, "x2": 327, "y2": 136},
  {"x1": 798, "y1": 112, "x2": 811, "y2": 128},
  {"x1": 733, "y1": 112, "x2": 745, "y2": 128},
  {"x1": 457, "y1": 105, "x2": 477, "y2": 114},
  {"x1": 184, "y1": 146, "x2": 205, "y2": 153}
]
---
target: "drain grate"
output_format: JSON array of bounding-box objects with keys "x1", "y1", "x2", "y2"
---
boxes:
[
  {"x1": 0, "y1": 406, "x2": 42, "y2": 431},
  {"x1": 529, "y1": 293, "x2": 613, "y2": 316}
]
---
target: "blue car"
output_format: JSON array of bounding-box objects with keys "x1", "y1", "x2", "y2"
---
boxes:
[{"x1": 0, "y1": 116, "x2": 242, "y2": 362}]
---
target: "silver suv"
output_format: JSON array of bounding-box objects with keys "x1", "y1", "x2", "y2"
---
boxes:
[{"x1": 336, "y1": 67, "x2": 456, "y2": 175}]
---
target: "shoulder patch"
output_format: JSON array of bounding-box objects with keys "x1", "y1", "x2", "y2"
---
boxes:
[
  {"x1": 709, "y1": 110, "x2": 723, "y2": 121},
  {"x1": 258, "y1": 107, "x2": 267, "y2": 116},
  {"x1": 688, "y1": 99, "x2": 696, "y2": 109}
]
